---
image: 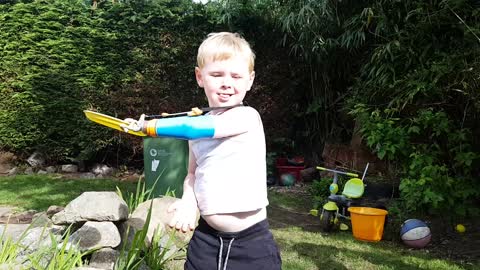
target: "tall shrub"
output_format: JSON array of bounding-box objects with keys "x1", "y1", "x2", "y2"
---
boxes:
[
  {"x1": 0, "y1": 0, "x2": 129, "y2": 161},
  {"x1": 348, "y1": 0, "x2": 480, "y2": 216},
  {"x1": 0, "y1": 0, "x2": 216, "y2": 164}
]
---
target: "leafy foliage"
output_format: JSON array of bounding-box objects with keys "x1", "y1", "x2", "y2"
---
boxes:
[
  {"x1": 1, "y1": 0, "x2": 479, "y2": 218},
  {"x1": 0, "y1": 0, "x2": 129, "y2": 160},
  {"x1": 352, "y1": 105, "x2": 479, "y2": 216},
  {"x1": 345, "y1": 0, "x2": 480, "y2": 216},
  {"x1": 309, "y1": 178, "x2": 331, "y2": 209},
  {"x1": 220, "y1": 0, "x2": 480, "y2": 217},
  {"x1": 0, "y1": 0, "x2": 215, "y2": 164}
]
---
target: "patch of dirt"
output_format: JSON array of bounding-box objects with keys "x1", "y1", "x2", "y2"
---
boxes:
[
  {"x1": 425, "y1": 218, "x2": 480, "y2": 264},
  {"x1": 268, "y1": 205, "x2": 322, "y2": 232},
  {"x1": 267, "y1": 183, "x2": 480, "y2": 265},
  {"x1": 267, "y1": 184, "x2": 324, "y2": 232},
  {"x1": 0, "y1": 209, "x2": 37, "y2": 224}
]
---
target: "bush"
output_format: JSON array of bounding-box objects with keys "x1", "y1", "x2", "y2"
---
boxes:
[
  {"x1": 309, "y1": 176, "x2": 348, "y2": 209},
  {"x1": 0, "y1": 0, "x2": 216, "y2": 164}
]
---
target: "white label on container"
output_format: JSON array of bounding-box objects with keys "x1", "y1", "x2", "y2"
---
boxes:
[{"x1": 152, "y1": 159, "x2": 159, "y2": 172}]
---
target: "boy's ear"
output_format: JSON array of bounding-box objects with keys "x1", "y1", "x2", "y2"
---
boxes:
[
  {"x1": 246, "y1": 71, "x2": 255, "y2": 91},
  {"x1": 195, "y1": 67, "x2": 204, "y2": 88}
]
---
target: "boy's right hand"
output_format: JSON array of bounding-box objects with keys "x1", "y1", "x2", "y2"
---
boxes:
[
  {"x1": 167, "y1": 199, "x2": 197, "y2": 233},
  {"x1": 120, "y1": 114, "x2": 145, "y2": 133}
]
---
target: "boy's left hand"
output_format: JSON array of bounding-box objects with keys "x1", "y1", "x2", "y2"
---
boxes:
[{"x1": 167, "y1": 199, "x2": 197, "y2": 233}]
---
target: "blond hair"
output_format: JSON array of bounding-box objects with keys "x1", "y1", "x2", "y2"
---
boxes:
[{"x1": 197, "y1": 32, "x2": 255, "y2": 73}]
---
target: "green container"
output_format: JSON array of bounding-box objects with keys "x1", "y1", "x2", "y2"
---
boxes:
[{"x1": 143, "y1": 137, "x2": 188, "y2": 198}]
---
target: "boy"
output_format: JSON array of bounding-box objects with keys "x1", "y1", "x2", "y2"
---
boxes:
[{"x1": 122, "y1": 32, "x2": 281, "y2": 270}]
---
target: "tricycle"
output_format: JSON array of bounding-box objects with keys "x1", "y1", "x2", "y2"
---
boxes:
[{"x1": 315, "y1": 163, "x2": 369, "y2": 232}]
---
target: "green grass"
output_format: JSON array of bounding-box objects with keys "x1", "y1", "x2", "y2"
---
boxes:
[
  {"x1": 267, "y1": 190, "x2": 478, "y2": 270},
  {"x1": 0, "y1": 176, "x2": 477, "y2": 269},
  {"x1": 274, "y1": 228, "x2": 469, "y2": 270},
  {"x1": 0, "y1": 175, "x2": 137, "y2": 211}
]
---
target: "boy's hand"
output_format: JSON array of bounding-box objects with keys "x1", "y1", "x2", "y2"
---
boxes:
[
  {"x1": 167, "y1": 199, "x2": 197, "y2": 233},
  {"x1": 120, "y1": 114, "x2": 145, "y2": 133}
]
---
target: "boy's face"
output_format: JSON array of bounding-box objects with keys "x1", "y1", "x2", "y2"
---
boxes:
[{"x1": 195, "y1": 56, "x2": 255, "y2": 107}]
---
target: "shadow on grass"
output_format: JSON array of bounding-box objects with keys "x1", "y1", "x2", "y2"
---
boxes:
[
  {"x1": 276, "y1": 236, "x2": 475, "y2": 270},
  {"x1": 280, "y1": 238, "x2": 463, "y2": 269}
]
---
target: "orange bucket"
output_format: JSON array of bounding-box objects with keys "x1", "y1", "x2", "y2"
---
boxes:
[{"x1": 348, "y1": 207, "x2": 388, "y2": 242}]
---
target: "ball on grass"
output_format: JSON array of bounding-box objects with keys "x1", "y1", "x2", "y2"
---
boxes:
[
  {"x1": 455, "y1": 224, "x2": 466, "y2": 233},
  {"x1": 280, "y1": 173, "x2": 295, "y2": 187},
  {"x1": 400, "y1": 219, "x2": 432, "y2": 248}
]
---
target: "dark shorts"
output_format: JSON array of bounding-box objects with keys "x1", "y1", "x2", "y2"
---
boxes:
[{"x1": 185, "y1": 218, "x2": 282, "y2": 270}]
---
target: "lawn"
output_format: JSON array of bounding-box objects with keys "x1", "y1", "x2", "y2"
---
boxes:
[
  {"x1": 0, "y1": 175, "x2": 477, "y2": 270},
  {"x1": 267, "y1": 188, "x2": 479, "y2": 270},
  {"x1": 0, "y1": 175, "x2": 137, "y2": 211}
]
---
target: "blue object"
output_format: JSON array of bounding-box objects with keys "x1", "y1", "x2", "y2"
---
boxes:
[
  {"x1": 152, "y1": 115, "x2": 215, "y2": 140},
  {"x1": 280, "y1": 173, "x2": 295, "y2": 186},
  {"x1": 400, "y1": 219, "x2": 428, "y2": 235}
]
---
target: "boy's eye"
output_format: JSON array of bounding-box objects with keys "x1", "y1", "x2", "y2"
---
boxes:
[
  {"x1": 232, "y1": 75, "x2": 242, "y2": 79},
  {"x1": 211, "y1": 73, "x2": 222, "y2": 77}
]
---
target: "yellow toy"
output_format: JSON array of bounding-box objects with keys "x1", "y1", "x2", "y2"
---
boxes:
[{"x1": 455, "y1": 224, "x2": 466, "y2": 233}]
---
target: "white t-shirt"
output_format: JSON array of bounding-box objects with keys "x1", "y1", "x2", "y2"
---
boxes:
[{"x1": 190, "y1": 107, "x2": 268, "y2": 215}]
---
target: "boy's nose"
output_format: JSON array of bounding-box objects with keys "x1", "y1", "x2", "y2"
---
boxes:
[{"x1": 222, "y1": 76, "x2": 233, "y2": 88}]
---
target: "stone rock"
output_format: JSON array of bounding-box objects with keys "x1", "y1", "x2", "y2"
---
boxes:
[
  {"x1": 0, "y1": 224, "x2": 31, "y2": 242},
  {"x1": 37, "y1": 170, "x2": 47, "y2": 175},
  {"x1": 0, "y1": 224, "x2": 62, "y2": 264},
  {"x1": 7, "y1": 167, "x2": 19, "y2": 176},
  {"x1": 0, "y1": 210, "x2": 37, "y2": 224},
  {"x1": 45, "y1": 166, "x2": 57, "y2": 173},
  {"x1": 89, "y1": 248, "x2": 119, "y2": 270},
  {"x1": 19, "y1": 227, "x2": 61, "y2": 252},
  {"x1": 0, "y1": 155, "x2": 13, "y2": 174},
  {"x1": 68, "y1": 221, "x2": 121, "y2": 252},
  {"x1": 46, "y1": 205, "x2": 64, "y2": 217},
  {"x1": 0, "y1": 263, "x2": 23, "y2": 270},
  {"x1": 0, "y1": 206, "x2": 14, "y2": 219},
  {"x1": 138, "y1": 262, "x2": 151, "y2": 270},
  {"x1": 124, "y1": 196, "x2": 197, "y2": 258},
  {"x1": 24, "y1": 167, "x2": 34, "y2": 175},
  {"x1": 61, "y1": 164, "x2": 78, "y2": 173},
  {"x1": 31, "y1": 212, "x2": 53, "y2": 227},
  {"x1": 26, "y1": 152, "x2": 45, "y2": 168},
  {"x1": 79, "y1": 172, "x2": 96, "y2": 179},
  {"x1": 164, "y1": 258, "x2": 186, "y2": 270},
  {"x1": 52, "y1": 192, "x2": 128, "y2": 224},
  {"x1": 92, "y1": 164, "x2": 114, "y2": 176},
  {"x1": 121, "y1": 173, "x2": 142, "y2": 182}
]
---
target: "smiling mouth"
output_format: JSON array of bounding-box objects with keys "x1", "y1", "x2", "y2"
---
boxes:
[{"x1": 217, "y1": 93, "x2": 233, "y2": 103}]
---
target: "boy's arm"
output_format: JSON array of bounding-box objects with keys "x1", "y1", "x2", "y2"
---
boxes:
[
  {"x1": 181, "y1": 146, "x2": 197, "y2": 206},
  {"x1": 210, "y1": 106, "x2": 261, "y2": 138},
  {"x1": 167, "y1": 144, "x2": 198, "y2": 232},
  {"x1": 136, "y1": 106, "x2": 260, "y2": 139}
]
